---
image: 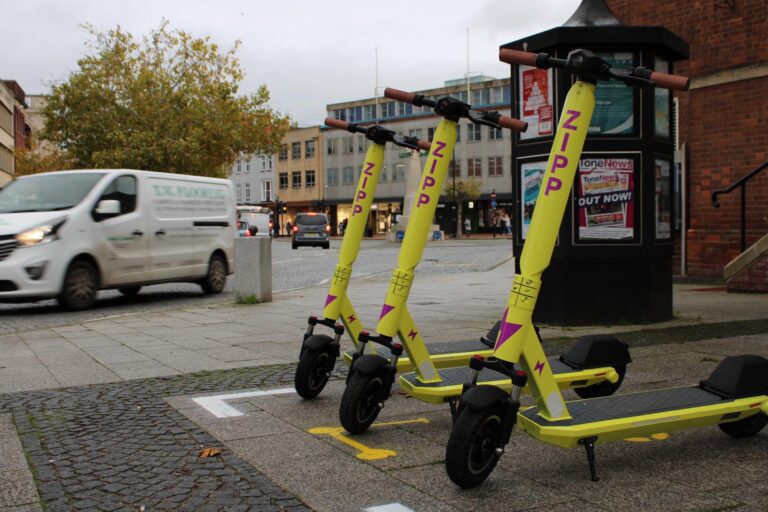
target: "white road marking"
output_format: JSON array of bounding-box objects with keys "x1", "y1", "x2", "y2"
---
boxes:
[
  {"x1": 273, "y1": 258, "x2": 302, "y2": 265},
  {"x1": 192, "y1": 387, "x2": 295, "y2": 418},
  {"x1": 365, "y1": 504, "x2": 414, "y2": 512}
]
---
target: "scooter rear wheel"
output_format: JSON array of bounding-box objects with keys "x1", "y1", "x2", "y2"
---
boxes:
[
  {"x1": 339, "y1": 371, "x2": 385, "y2": 434},
  {"x1": 719, "y1": 412, "x2": 767, "y2": 438},
  {"x1": 295, "y1": 336, "x2": 335, "y2": 399},
  {"x1": 573, "y1": 364, "x2": 627, "y2": 399},
  {"x1": 445, "y1": 406, "x2": 504, "y2": 488}
]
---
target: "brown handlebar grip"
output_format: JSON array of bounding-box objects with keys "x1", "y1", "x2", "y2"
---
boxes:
[
  {"x1": 384, "y1": 87, "x2": 417, "y2": 104},
  {"x1": 416, "y1": 139, "x2": 432, "y2": 151},
  {"x1": 498, "y1": 115, "x2": 528, "y2": 133},
  {"x1": 650, "y1": 72, "x2": 690, "y2": 91},
  {"x1": 499, "y1": 48, "x2": 538, "y2": 67},
  {"x1": 324, "y1": 117, "x2": 350, "y2": 130}
]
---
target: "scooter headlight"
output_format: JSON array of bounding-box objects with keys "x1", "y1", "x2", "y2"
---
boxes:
[{"x1": 16, "y1": 222, "x2": 64, "y2": 247}]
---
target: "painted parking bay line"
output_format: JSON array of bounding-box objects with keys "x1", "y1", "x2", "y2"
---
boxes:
[
  {"x1": 308, "y1": 418, "x2": 430, "y2": 460},
  {"x1": 365, "y1": 504, "x2": 415, "y2": 512},
  {"x1": 192, "y1": 387, "x2": 295, "y2": 418}
]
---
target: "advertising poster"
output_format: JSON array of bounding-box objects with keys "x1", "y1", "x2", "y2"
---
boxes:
[
  {"x1": 654, "y1": 56, "x2": 671, "y2": 138},
  {"x1": 520, "y1": 161, "x2": 547, "y2": 239},
  {"x1": 590, "y1": 52, "x2": 635, "y2": 135},
  {"x1": 655, "y1": 159, "x2": 672, "y2": 239},
  {"x1": 575, "y1": 158, "x2": 635, "y2": 240},
  {"x1": 519, "y1": 66, "x2": 554, "y2": 140}
]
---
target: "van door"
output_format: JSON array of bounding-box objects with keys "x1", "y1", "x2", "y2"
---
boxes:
[{"x1": 91, "y1": 174, "x2": 150, "y2": 285}]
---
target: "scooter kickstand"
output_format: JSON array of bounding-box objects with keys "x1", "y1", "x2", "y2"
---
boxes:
[
  {"x1": 448, "y1": 398, "x2": 459, "y2": 424},
  {"x1": 579, "y1": 437, "x2": 600, "y2": 482}
]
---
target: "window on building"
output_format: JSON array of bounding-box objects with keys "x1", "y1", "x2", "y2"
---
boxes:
[
  {"x1": 488, "y1": 156, "x2": 503, "y2": 177},
  {"x1": 343, "y1": 136, "x2": 354, "y2": 154},
  {"x1": 327, "y1": 168, "x2": 338, "y2": 186},
  {"x1": 348, "y1": 106, "x2": 362, "y2": 122},
  {"x1": 291, "y1": 142, "x2": 301, "y2": 160},
  {"x1": 380, "y1": 102, "x2": 395, "y2": 118},
  {"x1": 235, "y1": 160, "x2": 241, "y2": 173},
  {"x1": 379, "y1": 165, "x2": 388, "y2": 183},
  {"x1": 245, "y1": 159, "x2": 251, "y2": 173},
  {"x1": 262, "y1": 180, "x2": 272, "y2": 202},
  {"x1": 427, "y1": 127, "x2": 435, "y2": 142},
  {"x1": 305, "y1": 139, "x2": 315, "y2": 159},
  {"x1": 467, "y1": 157, "x2": 482, "y2": 177},
  {"x1": 468, "y1": 124, "x2": 482, "y2": 142},
  {"x1": 363, "y1": 104, "x2": 376, "y2": 121},
  {"x1": 342, "y1": 167, "x2": 354, "y2": 185},
  {"x1": 279, "y1": 172, "x2": 288, "y2": 189},
  {"x1": 305, "y1": 170, "x2": 316, "y2": 188},
  {"x1": 456, "y1": 124, "x2": 461, "y2": 142},
  {"x1": 393, "y1": 164, "x2": 405, "y2": 182},
  {"x1": 327, "y1": 138, "x2": 338, "y2": 155},
  {"x1": 449, "y1": 160, "x2": 461, "y2": 178},
  {"x1": 489, "y1": 86, "x2": 504, "y2": 104},
  {"x1": 489, "y1": 126, "x2": 503, "y2": 140},
  {"x1": 245, "y1": 183, "x2": 251, "y2": 202},
  {"x1": 236, "y1": 183, "x2": 242, "y2": 202},
  {"x1": 397, "y1": 102, "x2": 413, "y2": 117},
  {"x1": 279, "y1": 145, "x2": 288, "y2": 160},
  {"x1": 357, "y1": 135, "x2": 365, "y2": 153},
  {"x1": 334, "y1": 109, "x2": 346, "y2": 121},
  {"x1": 409, "y1": 128, "x2": 423, "y2": 140}
]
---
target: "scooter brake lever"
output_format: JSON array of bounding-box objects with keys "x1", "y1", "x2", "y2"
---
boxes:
[
  {"x1": 608, "y1": 67, "x2": 654, "y2": 88},
  {"x1": 392, "y1": 134, "x2": 420, "y2": 151},
  {"x1": 467, "y1": 109, "x2": 503, "y2": 129}
]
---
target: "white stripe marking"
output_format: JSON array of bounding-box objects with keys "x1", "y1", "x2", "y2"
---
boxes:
[
  {"x1": 273, "y1": 258, "x2": 302, "y2": 265},
  {"x1": 192, "y1": 387, "x2": 295, "y2": 418},
  {"x1": 365, "y1": 505, "x2": 414, "y2": 512}
]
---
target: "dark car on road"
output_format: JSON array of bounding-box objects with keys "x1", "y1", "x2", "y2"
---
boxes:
[{"x1": 292, "y1": 213, "x2": 330, "y2": 249}]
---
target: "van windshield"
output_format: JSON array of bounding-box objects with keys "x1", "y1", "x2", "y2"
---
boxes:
[{"x1": 0, "y1": 173, "x2": 106, "y2": 213}]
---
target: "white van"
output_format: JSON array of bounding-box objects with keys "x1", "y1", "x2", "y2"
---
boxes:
[
  {"x1": 0, "y1": 169, "x2": 235, "y2": 310},
  {"x1": 236, "y1": 205, "x2": 271, "y2": 237}
]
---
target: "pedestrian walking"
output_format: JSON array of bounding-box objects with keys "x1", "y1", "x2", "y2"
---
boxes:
[
  {"x1": 286, "y1": 221, "x2": 292, "y2": 236},
  {"x1": 502, "y1": 212, "x2": 512, "y2": 236},
  {"x1": 464, "y1": 217, "x2": 471, "y2": 237}
]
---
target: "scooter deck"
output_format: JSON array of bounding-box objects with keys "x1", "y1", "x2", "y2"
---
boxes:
[
  {"x1": 342, "y1": 338, "x2": 493, "y2": 372},
  {"x1": 398, "y1": 356, "x2": 616, "y2": 404},
  {"x1": 518, "y1": 386, "x2": 768, "y2": 448}
]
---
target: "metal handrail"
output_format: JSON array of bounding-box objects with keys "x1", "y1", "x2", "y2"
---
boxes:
[{"x1": 711, "y1": 158, "x2": 768, "y2": 252}]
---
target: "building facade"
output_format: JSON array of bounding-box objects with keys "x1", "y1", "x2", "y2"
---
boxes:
[
  {"x1": 607, "y1": 0, "x2": 768, "y2": 277},
  {"x1": 0, "y1": 82, "x2": 14, "y2": 187},
  {"x1": 228, "y1": 153, "x2": 275, "y2": 205},
  {"x1": 324, "y1": 77, "x2": 513, "y2": 236},
  {"x1": 274, "y1": 126, "x2": 324, "y2": 233}
]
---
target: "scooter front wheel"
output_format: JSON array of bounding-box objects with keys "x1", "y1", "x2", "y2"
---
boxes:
[
  {"x1": 295, "y1": 336, "x2": 336, "y2": 399},
  {"x1": 445, "y1": 406, "x2": 505, "y2": 488},
  {"x1": 719, "y1": 412, "x2": 767, "y2": 438},
  {"x1": 339, "y1": 371, "x2": 385, "y2": 434}
]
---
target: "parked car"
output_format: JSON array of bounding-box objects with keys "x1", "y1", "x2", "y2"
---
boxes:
[
  {"x1": 236, "y1": 220, "x2": 258, "y2": 237},
  {"x1": 292, "y1": 212, "x2": 330, "y2": 249},
  {"x1": 0, "y1": 169, "x2": 236, "y2": 310}
]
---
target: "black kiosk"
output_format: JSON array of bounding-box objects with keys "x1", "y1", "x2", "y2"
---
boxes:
[{"x1": 502, "y1": 0, "x2": 688, "y2": 324}]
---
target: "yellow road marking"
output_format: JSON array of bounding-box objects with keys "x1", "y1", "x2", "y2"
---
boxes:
[
  {"x1": 308, "y1": 418, "x2": 430, "y2": 460},
  {"x1": 624, "y1": 432, "x2": 671, "y2": 443}
]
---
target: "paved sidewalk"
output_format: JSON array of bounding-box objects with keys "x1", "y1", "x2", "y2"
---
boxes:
[{"x1": 2, "y1": 259, "x2": 768, "y2": 395}]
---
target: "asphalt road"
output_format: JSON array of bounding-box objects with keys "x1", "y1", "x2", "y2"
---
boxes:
[{"x1": 0, "y1": 238, "x2": 513, "y2": 332}]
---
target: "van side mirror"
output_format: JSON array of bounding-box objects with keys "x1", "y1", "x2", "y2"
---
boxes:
[{"x1": 95, "y1": 199, "x2": 121, "y2": 219}]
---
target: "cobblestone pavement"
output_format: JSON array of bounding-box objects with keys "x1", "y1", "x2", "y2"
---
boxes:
[
  {"x1": 0, "y1": 239, "x2": 512, "y2": 333},
  {"x1": 0, "y1": 363, "x2": 324, "y2": 511}
]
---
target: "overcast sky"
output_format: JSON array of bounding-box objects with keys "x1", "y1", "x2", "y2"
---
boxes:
[{"x1": 2, "y1": 0, "x2": 584, "y2": 126}]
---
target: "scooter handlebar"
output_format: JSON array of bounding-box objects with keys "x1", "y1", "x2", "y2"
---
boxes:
[
  {"x1": 324, "y1": 117, "x2": 350, "y2": 130},
  {"x1": 497, "y1": 115, "x2": 528, "y2": 133},
  {"x1": 416, "y1": 139, "x2": 432, "y2": 151},
  {"x1": 649, "y1": 71, "x2": 690, "y2": 91},
  {"x1": 499, "y1": 48, "x2": 538, "y2": 67},
  {"x1": 384, "y1": 87, "x2": 416, "y2": 104}
]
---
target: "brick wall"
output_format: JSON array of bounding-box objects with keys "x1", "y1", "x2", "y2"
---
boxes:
[
  {"x1": 608, "y1": 0, "x2": 768, "y2": 276},
  {"x1": 727, "y1": 251, "x2": 768, "y2": 292}
]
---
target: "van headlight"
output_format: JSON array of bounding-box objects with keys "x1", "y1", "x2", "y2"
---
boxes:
[{"x1": 16, "y1": 223, "x2": 63, "y2": 247}]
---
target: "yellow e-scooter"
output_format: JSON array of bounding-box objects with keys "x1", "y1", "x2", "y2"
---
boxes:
[
  {"x1": 295, "y1": 118, "x2": 432, "y2": 399},
  {"x1": 339, "y1": 89, "x2": 632, "y2": 434},
  {"x1": 444, "y1": 48, "x2": 768, "y2": 487}
]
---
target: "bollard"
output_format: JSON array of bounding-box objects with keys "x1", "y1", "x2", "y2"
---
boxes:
[{"x1": 233, "y1": 237, "x2": 272, "y2": 302}]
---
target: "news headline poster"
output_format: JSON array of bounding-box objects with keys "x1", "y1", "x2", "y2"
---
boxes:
[
  {"x1": 575, "y1": 158, "x2": 635, "y2": 240},
  {"x1": 655, "y1": 159, "x2": 672, "y2": 240},
  {"x1": 519, "y1": 66, "x2": 554, "y2": 140},
  {"x1": 520, "y1": 161, "x2": 547, "y2": 239}
]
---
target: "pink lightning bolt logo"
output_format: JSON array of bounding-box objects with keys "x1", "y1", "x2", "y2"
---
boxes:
[
  {"x1": 347, "y1": 315, "x2": 356, "y2": 323},
  {"x1": 534, "y1": 360, "x2": 545, "y2": 375},
  {"x1": 407, "y1": 329, "x2": 417, "y2": 340},
  {"x1": 379, "y1": 304, "x2": 395, "y2": 320},
  {"x1": 493, "y1": 307, "x2": 523, "y2": 351}
]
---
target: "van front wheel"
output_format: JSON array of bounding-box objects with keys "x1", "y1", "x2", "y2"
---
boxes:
[
  {"x1": 201, "y1": 254, "x2": 227, "y2": 294},
  {"x1": 58, "y1": 260, "x2": 98, "y2": 311}
]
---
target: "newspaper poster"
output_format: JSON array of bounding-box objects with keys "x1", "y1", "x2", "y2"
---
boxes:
[
  {"x1": 655, "y1": 159, "x2": 672, "y2": 239},
  {"x1": 520, "y1": 161, "x2": 547, "y2": 239},
  {"x1": 575, "y1": 158, "x2": 635, "y2": 240},
  {"x1": 519, "y1": 66, "x2": 554, "y2": 140},
  {"x1": 590, "y1": 52, "x2": 635, "y2": 135}
]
